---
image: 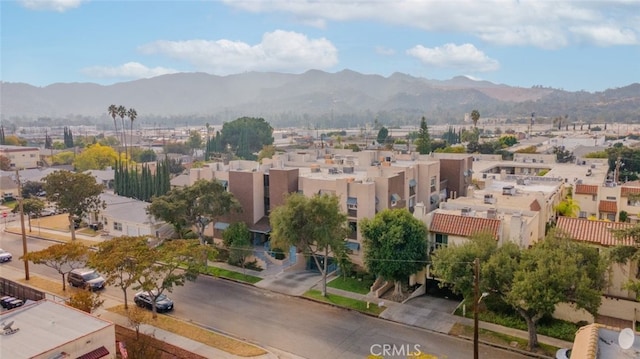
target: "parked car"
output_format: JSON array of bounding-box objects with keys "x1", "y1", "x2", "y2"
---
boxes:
[
  {"x1": 0, "y1": 296, "x2": 23, "y2": 309},
  {"x1": 556, "y1": 348, "x2": 571, "y2": 359},
  {"x1": 0, "y1": 249, "x2": 12, "y2": 263},
  {"x1": 67, "y1": 268, "x2": 105, "y2": 290},
  {"x1": 39, "y1": 208, "x2": 56, "y2": 217},
  {"x1": 134, "y1": 290, "x2": 174, "y2": 312}
]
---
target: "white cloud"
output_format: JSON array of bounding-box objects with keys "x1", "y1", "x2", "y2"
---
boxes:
[
  {"x1": 407, "y1": 43, "x2": 499, "y2": 72},
  {"x1": 223, "y1": 0, "x2": 640, "y2": 48},
  {"x1": 80, "y1": 62, "x2": 179, "y2": 79},
  {"x1": 20, "y1": 0, "x2": 85, "y2": 12},
  {"x1": 139, "y1": 30, "x2": 338, "y2": 74},
  {"x1": 570, "y1": 25, "x2": 638, "y2": 46}
]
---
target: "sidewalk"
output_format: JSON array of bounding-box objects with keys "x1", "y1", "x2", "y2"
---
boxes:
[{"x1": 314, "y1": 280, "x2": 573, "y2": 356}]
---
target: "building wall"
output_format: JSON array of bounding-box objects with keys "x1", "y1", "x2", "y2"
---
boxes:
[
  {"x1": 268, "y1": 168, "x2": 299, "y2": 208},
  {"x1": 0, "y1": 146, "x2": 40, "y2": 169},
  {"x1": 35, "y1": 324, "x2": 116, "y2": 359},
  {"x1": 228, "y1": 170, "x2": 265, "y2": 225},
  {"x1": 103, "y1": 214, "x2": 161, "y2": 237},
  {"x1": 438, "y1": 157, "x2": 472, "y2": 198}
]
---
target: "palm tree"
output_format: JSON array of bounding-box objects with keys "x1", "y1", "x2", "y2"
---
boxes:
[
  {"x1": 470, "y1": 110, "x2": 480, "y2": 128},
  {"x1": 127, "y1": 108, "x2": 137, "y2": 159},
  {"x1": 117, "y1": 105, "x2": 127, "y2": 156},
  {"x1": 108, "y1": 104, "x2": 119, "y2": 148}
]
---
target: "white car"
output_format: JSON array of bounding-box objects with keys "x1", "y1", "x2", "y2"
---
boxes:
[
  {"x1": 0, "y1": 249, "x2": 12, "y2": 263},
  {"x1": 556, "y1": 348, "x2": 571, "y2": 359}
]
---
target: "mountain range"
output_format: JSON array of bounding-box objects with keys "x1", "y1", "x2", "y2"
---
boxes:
[{"x1": 1, "y1": 70, "x2": 639, "y2": 128}]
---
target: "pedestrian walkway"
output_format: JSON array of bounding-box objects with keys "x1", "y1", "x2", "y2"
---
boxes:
[{"x1": 312, "y1": 278, "x2": 574, "y2": 355}]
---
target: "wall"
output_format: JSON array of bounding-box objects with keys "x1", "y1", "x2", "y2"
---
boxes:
[{"x1": 36, "y1": 325, "x2": 116, "y2": 359}]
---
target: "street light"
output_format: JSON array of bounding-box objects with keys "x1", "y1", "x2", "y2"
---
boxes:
[{"x1": 473, "y1": 258, "x2": 489, "y2": 359}]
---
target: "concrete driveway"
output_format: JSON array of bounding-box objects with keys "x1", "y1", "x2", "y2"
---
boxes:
[{"x1": 379, "y1": 295, "x2": 462, "y2": 334}]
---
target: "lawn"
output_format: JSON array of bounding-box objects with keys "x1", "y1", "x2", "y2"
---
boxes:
[
  {"x1": 327, "y1": 275, "x2": 374, "y2": 294},
  {"x1": 203, "y1": 266, "x2": 262, "y2": 284},
  {"x1": 449, "y1": 322, "x2": 558, "y2": 357},
  {"x1": 304, "y1": 289, "x2": 384, "y2": 315}
]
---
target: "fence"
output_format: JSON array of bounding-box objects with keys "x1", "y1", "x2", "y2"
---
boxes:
[{"x1": 0, "y1": 277, "x2": 45, "y2": 302}]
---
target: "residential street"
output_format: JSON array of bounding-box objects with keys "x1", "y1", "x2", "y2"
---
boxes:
[{"x1": 0, "y1": 231, "x2": 531, "y2": 359}]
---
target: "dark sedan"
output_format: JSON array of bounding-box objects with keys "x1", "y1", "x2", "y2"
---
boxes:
[{"x1": 134, "y1": 290, "x2": 174, "y2": 313}]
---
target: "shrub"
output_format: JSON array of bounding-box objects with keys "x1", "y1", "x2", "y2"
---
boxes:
[{"x1": 271, "y1": 247, "x2": 285, "y2": 260}]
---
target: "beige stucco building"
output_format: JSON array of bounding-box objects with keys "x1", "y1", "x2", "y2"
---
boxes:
[{"x1": 0, "y1": 145, "x2": 40, "y2": 169}]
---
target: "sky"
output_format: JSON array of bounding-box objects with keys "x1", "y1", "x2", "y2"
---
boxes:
[{"x1": 1, "y1": 0, "x2": 639, "y2": 92}]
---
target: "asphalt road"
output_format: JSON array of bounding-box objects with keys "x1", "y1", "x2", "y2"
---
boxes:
[{"x1": 0, "y1": 231, "x2": 530, "y2": 359}]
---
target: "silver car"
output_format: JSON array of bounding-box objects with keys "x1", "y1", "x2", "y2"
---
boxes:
[{"x1": 0, "y1": 249, "x2": 12, "y2": 263}]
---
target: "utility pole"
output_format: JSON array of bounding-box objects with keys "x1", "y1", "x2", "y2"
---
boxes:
[
  {"x1": 474, "y1": 257, "x2": 480, "y2": 359},
  {"x1": 16, "y1": 170, "x2": 30, "y2": 280}
]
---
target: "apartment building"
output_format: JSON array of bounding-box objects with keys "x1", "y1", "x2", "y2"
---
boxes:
[{"x1": 0, "y1": 145, "x2": 40, "y2": 169}]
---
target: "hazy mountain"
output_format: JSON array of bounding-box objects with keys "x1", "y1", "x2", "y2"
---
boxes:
[{"x1": 1, "y1": 70, "x2": 638, "y2": 127}]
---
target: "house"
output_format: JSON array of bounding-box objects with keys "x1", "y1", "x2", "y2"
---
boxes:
[
  {"x1": 96, "y1": 193, "x2": 164, "y2": 237},
  {"x1": 555, "y1": 216, "x2": 640, "y2": 326},
  {"x1": 0, "y1": 145, "x2": 40, "y2": 169},
  {"x1": 0, "y1": 299, "x2": 115, "y2": 359}
]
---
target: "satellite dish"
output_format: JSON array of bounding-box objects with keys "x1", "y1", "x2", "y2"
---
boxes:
[
  {"x1": 2, "y1": 321, "x2": 14, "y2": 330},
  {"x1": 619, "y1": 327, "x2": 635, "y2": 350}
]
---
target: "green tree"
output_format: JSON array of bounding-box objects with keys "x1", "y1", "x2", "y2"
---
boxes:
[
  {"x1": 117, "y1": 105, "x2": 128, "y2": 153},
  {"x1": 89, "y1": 236, "x2": 150, "y2": 309},
  {"x1": 376, "y1": 126, "x2": 389, "y2": 145},
  {"x1": 484, "y1": 232, "x2": 606, "y2": 350},
  {"x1": 3, "y1": 135, "x2": 27, "y2": 146},
  {"x1": 220, "y1": 117, "x2": 274, "y2": 160},
  {"x1": 108, "y1": 104, "x2": 120, "y2": 150},
  {"x1": 610, "y1": 224, "x2": 640, "y2": 298},
  {"x1": 127, "y1": 107, "x2": 137, "y2": 158},
  {"x1": 270, "y1": 193, "x2": 350, "y2": 297},
  {"x1": 471, "y1": 109, "x2": 480, "y2": 128},
  {"x1": 257, "y1": 144, "x2": 276, "y2": 163},
  {"x1": 498, "y1": 135, "x2": 518, "y2": 148},
  {"x1": 554, "y1": 196, "x2": 580, "y2": 217},
  {"x1": 43, "y1": 171, "x2": 105, "y2": 241},
  {"x1": 430, "y1": 232, "x2": 498, "y2": 300},
  {"x1": 73, "y1": 143, "x2": 119, "y2": 171},
  {"x1": 66, "y1": 289, "x2": 104, "y2": 313},
  {"x1": 186, "y1": 130, "x2": 203, "y2": 156},
  {"x1": 147, "y1": 179, "x2": 240, "y2": 243},
  {"x1": 134, "y1": 239, "x2": 212, "y2": 318},
  {"x1": 21, "y1": 181, "x2": 44, "y2": 198},
  {"x1": 12, "y1": 197, "x2": 45, "y2": 232},
  {"x1": 21, "y1": 242, "x2": 89, "y2": 291},
  {"x1": 415, "y1": 116, "x2": 431, "y2": 154},
  {"x1": 360, "y1": 209, "x2": 428, "y2": 300},
  {"x1": 222, "y1": 222, "x2": 253, "y2": 270},
  {"x1": 51, "y1": 151, "x2": 75, "y2": 165}
]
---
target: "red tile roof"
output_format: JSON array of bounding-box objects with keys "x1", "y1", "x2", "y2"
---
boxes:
[
  {"x1": 575, "y1": 184, "x2": 598, "y2": 195},
  {"x1": 621, "y1": 186, "x2": 640, "y2": 197},
  {"x1": 429, "y1": 212, "x2": 501, "y2": 238},
  {"x1": 556, "y1": 217, "x2": 635, "y2": 246},
  {"x1": 598, "y1": 200, "x2": 617, "y2": 213},
  {"x1": 529, "y1": 199, "x2": 541, "y2": 211}
]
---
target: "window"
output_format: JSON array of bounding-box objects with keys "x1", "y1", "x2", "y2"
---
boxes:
[
  {"x1": 113, "y1": 222, "x2": 122, "y2": 231},
  {"x1": 430, "y1": 176, "x2": 437, "y2": 193},
  {"x1": 579, "y1": 211, "x2": 587, "y2": 218},
  {"x1": 435, "y1": 233, "x2": 448, "y2": 249},
  {"x1": 30, "y1": 154, "x2": 36, "y2": 158},
  {"x1": 606, "y1": 213, "x2": 615, "y2": 221},
  {"x1": 628, "y1": 199, "x2": 640, "y2": 207},
  {"x1": 592, "y1": 194, "x2": 597, "y2": 201},
  {"x1": 606, "y1": 196, "x2": 616, "y2": 201},
  {"x1": 409, "y1": 179, "x2": 416, "y2": 196}
]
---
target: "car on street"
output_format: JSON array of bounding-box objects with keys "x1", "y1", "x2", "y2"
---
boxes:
[
  {"x1": 67, "y1": 268, "x2": 105, "y2": 290},
  {"x1": 134, "y1": 290, "x2": 174, "y2": 312},
  {"x1": 39, "y1": 208, "x2": 56, "y2": 217},
  {"x1": 0, "y1": 249, "x2": 12, "y2": 263}
]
